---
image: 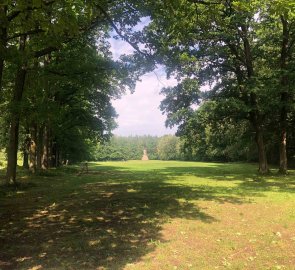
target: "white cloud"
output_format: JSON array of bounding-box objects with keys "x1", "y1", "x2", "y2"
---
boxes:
[
  {"x1": 108, "y1": 19, "x2": 179, "y2": 137},
  {"x1": 108, "y1": 37, "x2": 134, "y2": 60},
  {"x1": 112, "y1": 67, "x2": 178, "y2": 136}
]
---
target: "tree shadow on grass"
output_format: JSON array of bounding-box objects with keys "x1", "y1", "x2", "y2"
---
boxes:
[
  {"x1": 0, "y1": 165, "x2": 218, "y2": 270},
  {"x1": 0, "y1": 162, "x2": 293, "y2": 269}
]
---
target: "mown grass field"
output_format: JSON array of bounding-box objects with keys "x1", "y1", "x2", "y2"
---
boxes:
[{"x1": 0, "y1": 160, "x2": 295, "y2": 270}]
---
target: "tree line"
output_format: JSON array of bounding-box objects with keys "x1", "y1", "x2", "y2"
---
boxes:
[
  {"x1": 0, "y1": 0, "x2": 146, "y2": 184},
  {"x1": 93, "y1": 135, "x2": 181, "y2": 161},
  {"x1": 1, "y1": 0, "x2": 294, "y2": 185},
  {"x1": 129, "y1": 0, "x2": 295, "y2": 173}
]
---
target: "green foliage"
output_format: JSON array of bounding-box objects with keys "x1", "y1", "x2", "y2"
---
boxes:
[
  {"x1": 134, "y1": 0, "x2": 295, "y2": 167},
  {"x1": 179, "y1": 101, "x2": 256, "y2": 162},
  {"x1": 0, "y1": 0, "x2": 149, "y2": 167},
  {"x1": 157, "y1": 135, "x2": 181, "y2": 160},
  {"x1": 93, "y1": 135, "x2": 182, "y2": 161},
  {"x1": 94, "y1": 135, "x2": 160, "y2": 161}
]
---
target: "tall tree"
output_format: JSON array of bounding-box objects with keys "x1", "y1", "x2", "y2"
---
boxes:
[
  {"x1": 1, "y1": 0, "x2": 146, "y2": 183},
  {"x1": 133, "y1": 0, "x2": 294, "y2": 173}
]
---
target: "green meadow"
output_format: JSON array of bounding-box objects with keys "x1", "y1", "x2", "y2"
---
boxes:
[{"x1": 0, "y1": 161, "x2": 295, "y2": 269}]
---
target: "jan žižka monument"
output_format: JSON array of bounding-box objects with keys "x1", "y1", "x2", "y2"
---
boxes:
[{"x1": 141, "y1": 148, "x2": 149, "y2": 161}]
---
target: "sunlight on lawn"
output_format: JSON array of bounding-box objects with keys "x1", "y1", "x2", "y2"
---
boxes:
[{"x1": 0, "y1": 161, "x2": 294, "y2": 269}]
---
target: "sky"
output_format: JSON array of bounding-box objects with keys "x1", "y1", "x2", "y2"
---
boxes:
[{"x1": 109, "y1": 32, "x2": 178, "y2": 137}]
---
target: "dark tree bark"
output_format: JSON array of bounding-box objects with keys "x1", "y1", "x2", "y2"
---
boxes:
[
  {"x1": 23, "y1": 151, "x2": 29, "y2": 169},
  {"x1": 241, "y1": 24, "x2": 269, "y2": 174},
  {"x1": 278, "y1": 15, "x2": 289, "y2": 174},
  {"x1": 42, "y1": 125, "x2": 49, "y2": 169},
  {"x1": 51, "y1": 140, "x2": 57, "y2": 167},
  {"x1": 6, "y1": 36, "x2": 27, "y2": 184},
  {"x1": 249, "y1": 93, "x2": 269, "y2": 174},
  {"x1": 22, "y1": 131, "x2": 30, "y2": 169},
  {"x1": 0, "y1": 6, "x2": 7, "y2": 94},
  {"x1": 37, "y1": 125, "x2": 44, "y2": 170}
]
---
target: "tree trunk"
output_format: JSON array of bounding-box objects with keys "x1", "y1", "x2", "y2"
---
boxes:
[
  {"x1": 6, "y1": 36, "x2": 27, "y2": 184},
  {"x1": 278, "y1": 15, "x2": 289, "y2": 174},
  {"x1": 42, "y1": 125, "x2": 49, "y2": 169},
  {"x1": 51, "y1": 140, "x2": 57, "y2": 167},
  {"x1": 6, "y1": 119, "x2": 20, "y2": 184},
  {"x1": 22, "y1": 131, "x2": 30, "y2": 169},
  {"x1": 241, "y1": 24, "x2": 269, "y2": 174},
  {"x1": 0, "y1": 55, "x2": 4, "y2": 93},
  {"x1": 249, "y1": 92, "x2": 269, "y2": 174},
  {"x1": 56, "y1": 147, "x2": 59, "y2": 167},
  {"x1": 255, "y1": 125, "x2": 269, "y2": 174},
  {"x1": 37, "y1": 125, "x2": 44, "y2": 170},
  {"x1": 23, "y1": 151, "x2": 29, "y2": 169},
  {"x1": 279, "y1": 122, "x2": 287, "y2": 174},
  {"x1": 0, "y1": 6, "x2": 7, "y2": 93},
  {"x1": 48, "y1": 136, "x2": 53, "y2": 168},
  {"x1": 29, "y1": 126, "x2": 37, "y2": 174}
]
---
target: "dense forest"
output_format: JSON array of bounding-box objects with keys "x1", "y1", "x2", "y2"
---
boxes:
[
  {"x1": 93, "y1": 135, "x2": 181, "y2": 161},
  {"x1": 0, "y1": 0, "x2": 144, "y2": 184},
  {"x1": 0, "y1": 0, "x2": 294, "y2": 185}
]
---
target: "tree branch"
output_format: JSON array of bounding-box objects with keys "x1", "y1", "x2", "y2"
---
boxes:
[
  {"x1": 188, "y1": 0, "x2": 220, "y2": 5},
  {"x1": 7, "y1": 0, "x2": 55, "y2": 22},
  {"x1": 34, "y1": 46, "x2": 58, "y2": 58},
  {"x1": 45, "y1": 70, "x2": 85, "y2": 77},
  {"x1": 95, "y1": 3, "x2": 150, "y2": 58},
  {"x1": 7, "y1": 29, "x2": 45, "y2": 40}
]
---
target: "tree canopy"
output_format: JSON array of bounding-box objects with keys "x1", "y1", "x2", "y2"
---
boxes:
[
  {"x1": 0, "y1": 0, "x2": 294, "y2": 184},
  {"x1": 130, "y1": 0, "x2": 295, "y2": 172}
]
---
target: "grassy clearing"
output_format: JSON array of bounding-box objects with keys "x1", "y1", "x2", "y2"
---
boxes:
[{"x1": 0, "y1": 161, "x2": 294, "y2": 270}]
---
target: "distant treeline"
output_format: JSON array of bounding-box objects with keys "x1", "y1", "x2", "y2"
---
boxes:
[
  {"x1": 92, "y1": 135, "x2": 181, "y2": 161},
  {"x1": 92, "y1": 133, "x2": 295, "y2": 166}
]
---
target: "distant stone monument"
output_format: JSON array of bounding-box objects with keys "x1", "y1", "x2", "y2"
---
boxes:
[{"x1": 141, "y1": 148, "x2": 149, "y2": 161}]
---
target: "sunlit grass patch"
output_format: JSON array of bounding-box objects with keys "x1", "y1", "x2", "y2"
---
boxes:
[{"x1": 0, "y1": 161, "x2": 294, "y2": 269}]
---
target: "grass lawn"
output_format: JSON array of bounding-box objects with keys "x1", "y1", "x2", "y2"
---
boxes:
[{"x1": 0, "y1": 160, "x2": 295, "y2": 270}]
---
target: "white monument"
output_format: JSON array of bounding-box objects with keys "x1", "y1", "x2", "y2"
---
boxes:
[{"x1": 141, "y1": 148, "x2": 149, "y2": 161}]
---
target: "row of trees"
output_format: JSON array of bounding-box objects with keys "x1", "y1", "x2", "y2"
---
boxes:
[
  {"x1": 130, "y1": 0, "x2": 294, "y2": 173},
  {"x1": 1, "y1": 0, "x2": 293, "y2": 183},
  {"x1": 0, "y1": 0, "x2": 148, "y2": 184},
  {"x1": 94, "y1": 135, "x2": 181, "y2": 161}
]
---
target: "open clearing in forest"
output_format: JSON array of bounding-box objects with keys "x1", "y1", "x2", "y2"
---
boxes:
[{"x1": 0, "y1": 161, "x2": 295, "y2": 270}]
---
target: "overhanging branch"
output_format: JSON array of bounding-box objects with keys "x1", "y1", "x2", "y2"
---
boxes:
[
  {"x1": 7, "y1": 0, "x2": 55, "y2": 22},
  {"x1": 188, "y1": 0, "x2": 220, "y2": 5},
  {"x1": 95, "y1": 4, "x2": 150, "y2": 58}
]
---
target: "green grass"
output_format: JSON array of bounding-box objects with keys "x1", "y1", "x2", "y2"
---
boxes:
[{"x1": 0, "y1": 160, "x2": 295, "y2": 269}]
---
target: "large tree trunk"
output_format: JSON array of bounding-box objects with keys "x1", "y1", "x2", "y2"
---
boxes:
[
  {"x1": 241, "y1": 24, "x2": 269, "y2": 174},
  {"x1": 249, "y1": 93, "x2": 269, "y2": 174},
  {"x1": 23, "y1": 151, "x2": 29, "y2": 169},
  {"x1": 6, "y1": 118, "x2": 20, "y2": 184},
  {"x1": 279, "y1": 119, "x2": 287, "y2": 174},
  {"x1": 255, "y1": 125, "x2": 269, "y2": 174},
  {"x1": 6, "y1": 36, "x2": 27, "y2": 184},
  {"x1": 0, "y1": 6, "x2": 7, "y2": 93},
  {"x1": 278, "y1": 15, "x2": 289, "y2": 174},
  {"x1": 22, "y1": 131, "x2": 30, "y2": 169}
]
